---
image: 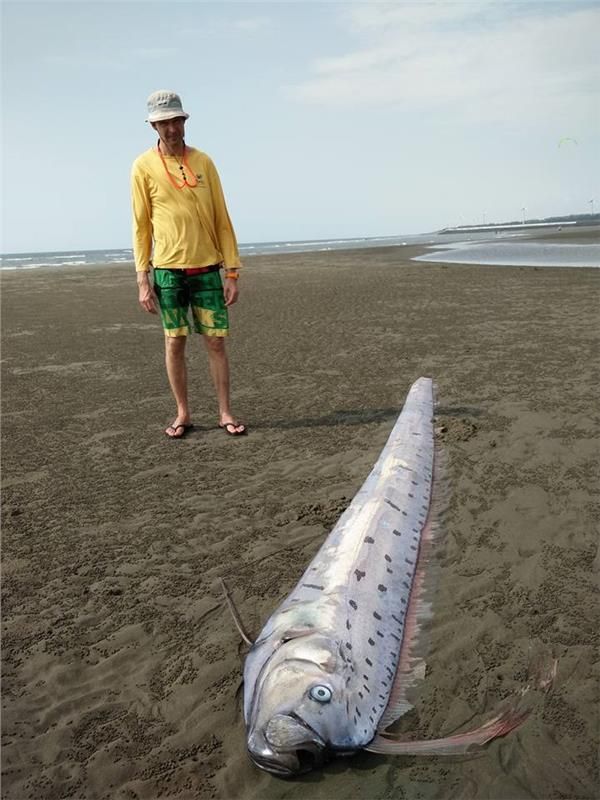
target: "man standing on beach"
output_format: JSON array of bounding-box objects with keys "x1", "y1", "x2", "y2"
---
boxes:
[{"x1": 131, "y1": 90, "x2": 246, "y2": 438}]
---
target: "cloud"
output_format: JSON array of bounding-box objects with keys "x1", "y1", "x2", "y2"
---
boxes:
[
  {"x1": 287, "y1": 3, "x2": 600, "y2": 125},
  {"x1": 346, "y1": 1, "x2": 498, "y2": 33}
]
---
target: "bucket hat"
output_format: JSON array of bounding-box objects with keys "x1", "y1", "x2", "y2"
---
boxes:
[{"x1": 146, "y1": 90, "x2": 189, "y2": 122}]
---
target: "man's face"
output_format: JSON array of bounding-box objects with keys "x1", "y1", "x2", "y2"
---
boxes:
[{"x1": 152, "y1": 116, "x2": 186, "y2": 150}]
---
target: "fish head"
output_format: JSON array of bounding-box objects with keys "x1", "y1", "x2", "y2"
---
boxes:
[{"x1": 245, "y1": 631, "x2": 358, "y2": 776}]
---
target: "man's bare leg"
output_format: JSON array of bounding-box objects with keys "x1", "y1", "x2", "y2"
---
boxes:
[
  {"x1": 203, "y1": 336, "x2": 245, "y2": 434},
  {"x1": 165, "y1": 334, "x2": 192, "y2": 437}
]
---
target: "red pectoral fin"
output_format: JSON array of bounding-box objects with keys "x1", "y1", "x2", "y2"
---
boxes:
[{"x1": 365, "y1": 705, "x2": 530, "y2": 756}]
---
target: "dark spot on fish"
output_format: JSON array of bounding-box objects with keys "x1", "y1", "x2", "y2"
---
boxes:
[
  {"x1": 402, "y1": 581, "x2": 410, "y2": 589},
  {"x1": 359, "y1": 691, "x2": 363, "y2": 699},
  {"x1": 392, "y1": 614, "x2": 402, "y2": 624},
  {"x1": 405, "y1": 558, "x2": 414, "y2": 565},
  {"x1": 385, "y1": 499, "x2": 401, "y2": 512},
  {"x1": 353, "y1": 716, "x2": 357, "y2": 725},
  {"x1": 349, "y1": 600, "x2": 357, "y2": 610},
  {"x1": 401, "y1": 598, "x2": 407, "y2": 604},
  {"x1": 387, "y1": 568, "x2": 393, "y2": 574},
  {"x1": 355, "y1": 708, "x2": 362, "y2": 718},
  {"x1": 382, "y1": 680, "x2": 388, "y2": 687},
  {"x1": 364, "y1": 536, "x2": 375, "y2": 544},
  {"x1": 410, "y1": 545, "x2": 417, "y2": 551},
  {"x1": 372, "y1": 706, "x2": 378, "y2": 714},
  {"x1": 393, "y1": 529, "x2": 402, "y2": 537},
  {"x1": 406, "y1": 572, "x2": 412, "y2": 578},
  {"x1": 379, "y1": 703, "x2": 385, "y2": 709},
  {"x1": 412, "y1": 528, "x2": 419, "y2": 533},
  {"x1": 303, "y1": 583, "x2": 323, "y2": 590},
  {"x1": 379, "y1": 694, "x2": 386, "y2": 700},
  {"x1": 369, "y1": 716, "x2": 374, "y2": 724},
  {"x1": 385, "y1": 554, "x2": 392, "y2": 562},
  {"x1": 368, "y1": 638, "x2": 375, "y2": 646},
  {"x1": 346, "y1": 620, "x2": 351, "y2": 630},
  {"x1": 411, "y1": 480, "x2": 418, "y2": 486},
  {"x1": 366, "y1": 658, "x2": 373, "y2": 667},
  {"x1": 363, "y1": 674, "x2": 369, "y2": 681},
  {"x1": 378, "y1": 584, "x2": 387, "y2": 593},
  {"x1": 408, "y1": 493, "x2": 414, "y2": 498},
  {"x1": 363, "y1": 684, "x2": 370, "y2": 693},
  {"x1": 345, "y1": 642, "x2": 352, "y2": 650},
  {"x1": 402, "y1": 510, "x2": 408, "y2": 516},
  {"x1": 373, "y1": 611, "x2": 382, "y2": 620},
  {"x1": 377, "y1": 630, "x2": 384, "y2": 638},
  {"x1": 354, "y1": 569, "x2": 366, "y2": 582},
  {"x1": 391, "y1": 633, "x2": 401, "y2": 642}
]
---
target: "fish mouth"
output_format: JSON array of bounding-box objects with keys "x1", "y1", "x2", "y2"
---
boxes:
[
  {"x1": 248, "y1": 713, "x2": 327, "y2": 776},
  {"x1": 249, "y1": 750, "x2": 320, "y2": 777}
]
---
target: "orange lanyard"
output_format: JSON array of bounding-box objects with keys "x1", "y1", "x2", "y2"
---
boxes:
[{"x1": 157, "y1": 143, "x2": 198, "y2": 189}]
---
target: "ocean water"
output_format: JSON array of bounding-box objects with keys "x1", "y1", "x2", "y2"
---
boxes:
[
  {"x1": 1, "y1": 230, "x2": 598, "y2": 270},
  {"x1": 0, "y1": 249, "x2": 134, "y2": 270},
  {"x1": 413, "y1": 240, "x2": 600, "y2": 268},
  {"x1": 0, "y1": 234, "x2": 429, "y2": 271}
]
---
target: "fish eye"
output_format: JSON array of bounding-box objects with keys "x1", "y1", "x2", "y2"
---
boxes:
[{"x1": 309, "y1": 685, "x2": 332, "y2": 703}]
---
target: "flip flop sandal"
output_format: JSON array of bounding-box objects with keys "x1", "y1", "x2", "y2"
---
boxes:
[
  {"x1": 218, "y1": 422, "x2": 247, "y2": 436},
  {"x1": 165, "y1": 422, "x2": 194, "y2": 439}
]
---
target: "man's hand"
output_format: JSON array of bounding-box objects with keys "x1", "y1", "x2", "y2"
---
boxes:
[
  {"x1": 137, "y1": 272, "x2": 158, "y2": 314},
  {"x1": 223, "y1": 278, "x2": 239, "y2": 307}
]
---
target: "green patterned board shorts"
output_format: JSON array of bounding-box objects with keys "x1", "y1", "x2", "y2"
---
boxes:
[{"x1": 153, "y1": 267, "x2": 229, "y2": 337}]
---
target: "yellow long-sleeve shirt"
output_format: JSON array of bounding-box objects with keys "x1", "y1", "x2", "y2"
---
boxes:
[{"x1": 131, "y1": 146, "x2": 241, "y2": 272}]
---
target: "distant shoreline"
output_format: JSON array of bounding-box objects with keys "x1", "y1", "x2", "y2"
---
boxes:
[{"x1": 1, "y1": 226, "x2": 598, "y2": 271}]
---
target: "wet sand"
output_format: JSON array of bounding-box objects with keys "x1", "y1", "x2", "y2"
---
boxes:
[{"x1": 2, "y1": 242, "x2": 598, "y2": 799}]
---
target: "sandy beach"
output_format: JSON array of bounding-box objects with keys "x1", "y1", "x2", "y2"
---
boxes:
[{"x1": 2, "y1": 242, "x2": 598, "y2": 799}]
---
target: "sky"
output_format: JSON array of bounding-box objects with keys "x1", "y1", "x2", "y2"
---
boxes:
[{"x1": 1, "y1": 0, "x2": 599, "y2": 253}]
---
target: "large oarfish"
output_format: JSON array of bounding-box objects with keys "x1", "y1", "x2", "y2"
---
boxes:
[{"x1": 241, "y1": 377, "x2": 527, "y2": 776}]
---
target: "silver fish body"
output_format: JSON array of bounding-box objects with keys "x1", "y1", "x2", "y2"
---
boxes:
[{"x1": 243, "y1": 377, "x2": 435, "y2": 775}]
